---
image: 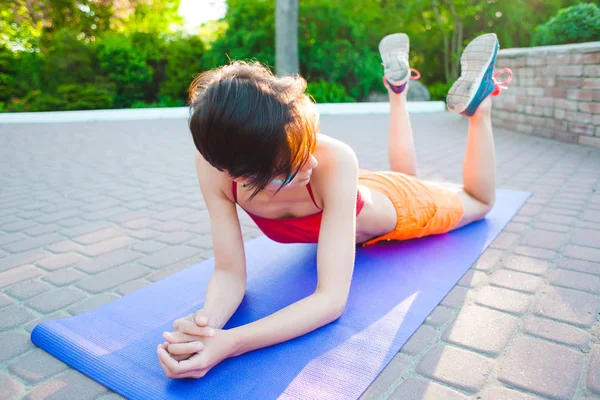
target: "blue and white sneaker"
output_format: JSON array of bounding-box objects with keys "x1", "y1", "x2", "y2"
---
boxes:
[
  {"x1": 447, "y1": 33, "x2": 513, "y2": 116},
  {"x1": 379, "y1": 33, "x2": 420, "y2": 94}
]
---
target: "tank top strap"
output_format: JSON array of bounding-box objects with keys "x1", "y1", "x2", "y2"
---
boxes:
[
  {"x1": 232, "y1": 181, "x2": 238, "y2": 203},
  {"x1": 306, "y1": 183, "x2": 321, "y2": 209}
]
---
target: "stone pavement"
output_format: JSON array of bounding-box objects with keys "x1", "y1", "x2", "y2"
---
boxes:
[{"x1": 1, "y1": 112, "x2": 599, "y2": 400}]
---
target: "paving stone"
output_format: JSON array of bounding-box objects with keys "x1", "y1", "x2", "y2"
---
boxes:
[
  {"x1": 400, "y1": 325, "x2": 436, "y2": 356},
  {"x1": 43, "y1": 268, "x2": 86, "y2": 286},
  {"x1": 0, "y1": 249, "x2": 50, "y2": 272},
  {"x1": 0, "y1": 265, "x2": 43, "y2": 289},
  {"x1": 0, "y1": 306, "x2": 35, "y2": 330},
  {"x1": 0, "y1": 233, "x2": 25, "y2": 246},
  {"x1": 56, "y1": 216, "x2": 89, "y2": 228},
  {"x1": 582, "y1": 209, "x2": 600, "y2": 223},
  {"x1": 490, "y1": 232, "x2": 519, "y2": 250},
  {"x1": 75, "y1": 248, "x2": 143, "y2": 274},
  {"x1": 77, "y1": 263, "x2": 149, "y2": 294},
  {"x1": 36, "y1": 252, "x2": 87, "y2": 271},
  {"x1": 81, "y1": 206, "x2": 130, "y2": 221},
  {"x1": 532, "y1": 221, "x2": 570, "y2": 233},
  {"x1": 24, "y1": 311, "x2": 69, "y2": 332},
  {"x1": 155, "y1": 231, "x2": 195, "y2": 245},
  {"x1": 498, "y1": 336, "x2": 583, "y2": 400},
  {"x1": 389, "y1": 377, "x2": 468, "y2": 400},
  {"x1": 59, "y1": 221, "x2": 113, "y2": 238},
  {"x1": 475, "y1": 286, "x2": 531, "y2": 315},
  {"x1": 9, "y1": 348, "x2": 68, "y2": 383},
  {"x1": 442, "y1": 305, "x2": 519, "y2": 355},
  {"x1": 474, "y1": 386, "x2": 540, "y2": 400},
  {"x1": 425, "y1": 307, "x2": 456, "y2": 327},
  {"x1": 7, "y1": 280, "x2": 52, "y2": 300},
  {"x1": 518, "y1": 203, "x2": 543, "y2": 216},
  {"x1": 122, "y1": 217, "x2": 157, "y2": 229},
  {"x1": 68, "y1": 293, "x2": 119, "y2": 315},
  {"x1": 78, "y1": 236, "x2": 137, "y2": 257},
  {"x1": 0, "y1": 293, "x2": 13, "y2": 308},
  {"x1": 550, "y1": 269, "x2": 600, "y2": 293},
  {"x1": 130, "y1": 240, "x2": 168, "y2": 254},
  {"x1": 27, "y1": 287, "x2": 87, "y2": 314},
  {"x1": 415, "y1": 345, "x2": 494, "y2": 393},
  {"x1": 4, "y1": 233, "x2": 65, "y2": 253},
  {"x1": 116, "y1": 279, "x2": 150, "y2": 295},
  {"x1": 35, "y1": 209, "x2": 82, "y2": 224},
  {"x1": 588, "y1": 345, "x2": 600, "y2": 396},
  {"x1": 521, "y1": 229, "x2": 566, "y2": 250},
  {"x1": 128, "y1": 228, "x2": 161, "y2": 240},
  {"x1": 503, "y1": 222, "x2": 527, "y2": 233},
  {"x1": 359, "y1": 353, "x2": 411, "y2": 399},
  {"x1": 564, "y1": 245, "x2": 600, "y2": 263},
  {"x1": 0, "y1": 218, "x2": 38, "y2": 232},
  {"x1": 96, "y1": 393, "x2": 125, "y2": 400},
  {"x1": 0, "y1": 331, "x2": 34, "y2": 362},
  {"x1": 457, "y1": 270, "x2": 487, "y2": 288},
  {"x1": 23, "y1": 223, "x2": 61, "y2": 237},
  {"x1": 24, "y1": 370, "x2": 108, "y2": 400},
  {"x1": 148, "y1": 258, "x2": 197, "y2": 282},
  {"x1": 538, "y1": 212, "x2": 576, "y2": 226},
  {"x1": 559, "y1": 258, "x2": 600, "y2": 276},
  {"x1": 489, "y1": 269, "x2": 544, "y2": 293},
  {"x1": 45, "y1": 240, "x2": 83, "y2": 253},
  {"x1": 73, "y1": 226, "x2": 127, "y2": 245},
  {"x1": 533, "y1": 286, "x2": 598, "y2": 328},
  {"x1": 523, "y1": 317, "x2": 591, "y2": 348},
  {"x1": 501, "y1": 254, "x2": 550, "y2": 276},
  {"x1": 0, "y1": 372, "x2": 24, "y2": 400},
  {"x1": 151, "y1": 220, "x2": 192, "y2": 233},
  {"x1": 138, "y1": 245, "x2": 199, "y2": 269},
  {"x1": 108, "y1": 210, "x2": 150, "y2": 224},
  {"x1": 568, "y1": 229, "x2": 599, "y2": 246},
  {"x1": 513, "y1": 246, "x2": 557, "y2": 260}
]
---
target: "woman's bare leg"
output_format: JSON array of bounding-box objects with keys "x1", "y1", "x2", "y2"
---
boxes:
[
  {"x1": 453, "y1": 96, "x2": 496, "y2": 228},
  {"x1": 387, "y1": 85, "x2": 418, "y2": 176}
]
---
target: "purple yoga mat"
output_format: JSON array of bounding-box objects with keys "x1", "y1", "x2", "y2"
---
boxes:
[{"x1": 31, "y1": 189, "x2": 529, "y2": 399}]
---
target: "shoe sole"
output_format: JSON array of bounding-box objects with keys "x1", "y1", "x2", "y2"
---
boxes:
[
  {"x1": 447, "y1": 33, "x2": 498, "y2": 114},
  {"x1": 379, "y1": 33, "x2": 410, "y2": 84}
]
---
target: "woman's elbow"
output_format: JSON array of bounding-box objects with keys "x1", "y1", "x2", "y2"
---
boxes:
[{"x1": 327, "y1": 298, "x2": 348, "y2": 322}]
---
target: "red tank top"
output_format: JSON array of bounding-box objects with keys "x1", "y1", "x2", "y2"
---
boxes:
[{"x1": 232, "y1": 182, "x2": 365, "y2": 244}]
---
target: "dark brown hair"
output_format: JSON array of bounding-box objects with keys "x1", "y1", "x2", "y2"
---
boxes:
[{"x1": 188, "y1": 61, "x2": 319, "y2": 197}]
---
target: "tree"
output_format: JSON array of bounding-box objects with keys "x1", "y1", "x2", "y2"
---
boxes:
[{"x1": 275, "y1": 0, "x2": 299, "y2": 75}]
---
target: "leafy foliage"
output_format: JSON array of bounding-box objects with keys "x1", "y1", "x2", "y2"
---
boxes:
[
  {"x1": 533, "y1": 2, "x2": 600, "y2": 46},
  {"x1": 1, "y1": 0, "x2": 598, "y2": 112}
]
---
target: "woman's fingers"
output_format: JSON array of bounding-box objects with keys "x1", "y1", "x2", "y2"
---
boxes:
[
  {"x1": 167, "y1": 341, "x2": 204, "y2": 356},
  {"x1": 172, "y1": 319, "x2": 215, "y2": 337},
  {"x1": 163, "y1": 330, "x2": 207, "y2": 344}
]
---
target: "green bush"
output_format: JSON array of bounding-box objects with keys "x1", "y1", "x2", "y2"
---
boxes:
[
  {"x1": 533, "y1": 3, "x2": 600, "y2": 46},
  {"x1": 96, "y1": 34, "x2": 152, "y2": 108},
  {"x1": 307, "y1": 80, "x2": 355, "y2": 103},
  {"x1": 160, "y1": 35, "x2": 206, "y2": 103},
  {"x1": 131, "y1": 96, "x2": 184, "y2": 108},
  {"x1": 427, "y1": 81, "x2": 454, "y2": 102},
  {"x1": 56, "y1": 84, "x2": 114, "y2": 110}
]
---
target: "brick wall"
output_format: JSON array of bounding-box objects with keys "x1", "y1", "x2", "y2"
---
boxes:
[{"x1": 493, "y1": 41, "x2": 600, "y2": 147}]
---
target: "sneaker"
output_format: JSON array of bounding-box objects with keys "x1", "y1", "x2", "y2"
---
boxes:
[
  {"x1": 446, "y1": 33, "x2": 513, "y2": 116},
  {"x1": 379, "y1": 33, "x2": 420, "y2": 94}
]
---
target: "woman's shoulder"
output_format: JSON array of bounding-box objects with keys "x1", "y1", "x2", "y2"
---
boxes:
[
  {"x1": 194, "y1": 151, "x2": 235, "y2": 202},
  {"x1": 315, "y1": 134, "x2": 358, "y2": 168}
]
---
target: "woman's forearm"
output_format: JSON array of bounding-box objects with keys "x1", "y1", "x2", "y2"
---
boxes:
[
  {"x1": 202, "y1": 269, "x2": 246, "y2": 329},
  {"x1": 229, "y1": 292, "x2": 343, "y2": 357}
]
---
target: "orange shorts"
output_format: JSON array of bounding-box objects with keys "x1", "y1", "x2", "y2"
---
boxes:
[{"x1": 359, "y1": 170, "x2": 464, "y2": 246}]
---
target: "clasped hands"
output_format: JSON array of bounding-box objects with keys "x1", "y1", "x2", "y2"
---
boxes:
[{"x1": 157, "y1": 310, "x2": 237, "y2": 379}]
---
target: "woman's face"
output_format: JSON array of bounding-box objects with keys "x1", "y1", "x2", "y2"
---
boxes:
[{"x1": 238, "y1": 154, "x2": 319, "y2": 192}]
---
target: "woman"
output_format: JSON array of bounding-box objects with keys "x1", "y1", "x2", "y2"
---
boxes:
[{"x1": 157, "y1": 32, "x2": 512, "y2": 379}]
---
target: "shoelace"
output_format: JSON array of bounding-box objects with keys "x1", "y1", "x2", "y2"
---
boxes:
[
  {"x1": 491, "y1": 68, "x2": 513, "y2": 96},
  {"x1": 409, "y1": 68, "x2": 421, "y2": 80}
]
